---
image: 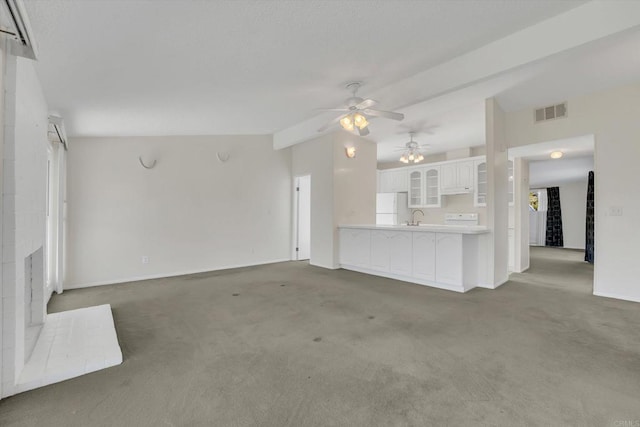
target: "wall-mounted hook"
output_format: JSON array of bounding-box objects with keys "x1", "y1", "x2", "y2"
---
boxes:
[
  {"x1": 138, "y1": 156, "x2": 157, "y2": 169},
  {"x1": 216, "y1": 152, "x2": 230, "y2": 163}
]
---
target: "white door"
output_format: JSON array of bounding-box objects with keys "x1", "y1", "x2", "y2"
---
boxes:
[
  {"x1": 295, "y1": 175, "x2": 311, "y2": 260},
  {"x1": 440, "y1": 163, "x2": 457, "y2": 192}
]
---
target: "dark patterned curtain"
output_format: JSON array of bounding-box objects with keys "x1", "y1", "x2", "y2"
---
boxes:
[
  {"x1": 585, "y1": 171, "x2": 595, "y2": 263},
  {"x1": 545, "y1": 187, "x2": 564, "y2": 247}
]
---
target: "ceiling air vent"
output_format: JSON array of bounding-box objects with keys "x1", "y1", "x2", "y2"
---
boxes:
[{"x1": 534, "y1": 102, "x2": 567, "y2": 123}]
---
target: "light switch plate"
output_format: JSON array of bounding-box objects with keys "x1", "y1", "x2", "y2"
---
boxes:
[
  {"x1": 141, "y1": 256, "x2": 149, "y2": 264},
  {"x1": 608, "y1": 206, "x2": 623, "y2": 216}
]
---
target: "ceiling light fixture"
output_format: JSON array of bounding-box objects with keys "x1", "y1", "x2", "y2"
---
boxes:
[
  {"x1": 399, "y1": 133, "x2": 426, "y2": 164},
  {"x1": 340, "y1": 112, "x2": 369, "y2": 133},
  {"x1": 550, "y1": 151, "x2": 563, "y2": 159}
]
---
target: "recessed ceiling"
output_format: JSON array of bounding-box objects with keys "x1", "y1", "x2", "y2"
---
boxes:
[{"x1": 23, "y1": 0, "x2": 585, "y2": 137}]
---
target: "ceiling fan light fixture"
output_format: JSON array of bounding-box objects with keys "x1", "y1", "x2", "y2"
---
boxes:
[
  {"x1": 353, "y1": 113, "x2": 368, "y2": 129},
  {"x1": 340, "y1": 115, "x2": 354, "y2": 131}
]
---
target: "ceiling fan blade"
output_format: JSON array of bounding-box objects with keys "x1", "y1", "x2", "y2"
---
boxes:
[
  {"x1": 358, "y1": 126, "x2": 370, "y2": 137},
  {"x1": 355, "y1": 99, "x2": 377, "y2": 110},
  {"x1": 315, "y1": 108, "x2": 350, "y2": 112},
  {"x1": 318, "y1": 113, "x2": 349, "y2": 132},
  {"x1": 363, "y1": 109, "x2": 404, "y2": 121}
]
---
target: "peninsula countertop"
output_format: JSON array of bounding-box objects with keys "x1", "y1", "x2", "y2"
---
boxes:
[{"x1": 338, "y1": 224, "x2": 490, "y2": 235}]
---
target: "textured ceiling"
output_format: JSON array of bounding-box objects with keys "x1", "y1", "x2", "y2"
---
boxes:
[{"x1": 24, "y1": 0, "x2": 584, "y2": 137}]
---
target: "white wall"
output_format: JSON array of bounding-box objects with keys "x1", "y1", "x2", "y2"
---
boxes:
[
  {"x1": 485, "y1": 98, "x2": 509, "y2": 288},
  {"x1": 292, "y1": 130, "x2": 377, "y2": 269},
  {"x1": 332, "y1": 132, "x2": 377, "y2": 266},
  {"x1": 558, "y1": 178, "x2": 588, "y2": 250},
  {"x1": 1, "y1": 54, "x2": 50, "y2": 397},
  {"x1": 506, "y1": 82, "x2": 640, "y2": 303},
  {"x1": 65, "y1": 135, "x2": 291, "y2": 288},
  {"x1": 291, "y1": 133, "x2": 335, "y2": 269}
]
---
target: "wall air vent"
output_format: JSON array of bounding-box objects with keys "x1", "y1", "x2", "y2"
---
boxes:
[
  {"x1": 48, "y1": 115, "x2": 68, "y2": 150},
  {"x1": 534, "y1": 102, "x2": 567, "y2": 123},
  {"x1": 0, "y1": 0, "x2": 38, "y2": 59}
]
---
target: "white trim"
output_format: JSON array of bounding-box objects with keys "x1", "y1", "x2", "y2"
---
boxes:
[
  {"x1": 64, "y1": 258, "x2": 291, "y2": 289},
  {"x1": 340, "y1": 264, "x2": 468, "y2": 293},
  {"x1": 593, "y1": 291, "x2": 640, "y2": 304},
  {"x1": 476, "y1": 276, "x2": 509, "y2": 290}
]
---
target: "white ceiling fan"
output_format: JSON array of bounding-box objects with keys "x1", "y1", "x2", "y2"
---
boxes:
[
  {"x1": 317, "y1": 82, "x2": 405, "y2": 136},
  {"x1": 395, "y1": 132, "x2": 430, "y2": 164}
]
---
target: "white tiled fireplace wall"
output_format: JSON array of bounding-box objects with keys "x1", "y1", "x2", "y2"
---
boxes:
[{"x1": 1, "y1": 45, "x2": 50, "y2": 397}]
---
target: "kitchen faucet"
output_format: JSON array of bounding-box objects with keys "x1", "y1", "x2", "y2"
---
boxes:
[{"x1": 408, "y1": 209, "x2": 424, "y2": 226}]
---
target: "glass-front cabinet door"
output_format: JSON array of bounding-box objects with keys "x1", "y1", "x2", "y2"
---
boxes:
[
  {"x1": 474, "y1": 160, "x2": 487, "y2": 207},
  {"x1": 408, "y1": 170, "x2": 423, "y2": 208},
  {"x1": 424, "y1": 166, "x2": 441, "y2": 207}
]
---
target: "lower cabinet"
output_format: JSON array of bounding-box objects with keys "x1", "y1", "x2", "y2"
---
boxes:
[
  {"x1": 435, "y1": 233, "x2": 463, "y2": 286},
  {"x1": 370, "y1": 231, "x2": 412, "y2": 275},
  {"x1": 339, "y1": 229, "x2": 370, "y2": 267},
  {"x1": 389, "y1": 232, "x2": 413, "y2": 276},
  {"x1": 371, "y1": 231, "x2": 391, "y2": 272},
  {"x1": 339, "y1": 228, "x2": 480, "y2": 292},
  {"x1": 412, "y1": 232, "x2": 436, "y2": 281}
]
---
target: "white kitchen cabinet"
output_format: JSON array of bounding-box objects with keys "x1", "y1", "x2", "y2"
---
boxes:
[
  {"x1": 474, "y1": 159, "x2": 487, "y2": 207},
  {"x1": 435, "y1": 233, "x2": 463, "y2": 286},
  {"x1": 473, "y1": 158, "x2": 515, "y2": 207},
  {"x1": 378, "y1": 169, "x2": 408, "y2": 193},
  {"x1": 408, "y1": 169, "x2": 423, "y2": 208},
  {"x1": 440, "y1": 160, "x2": 474, "y2": 195},
  {"x1": 389, "y1": 232, "x2": 413, "y2": 276},
  {"x1": 408, "y1": 166, "x2": 440, "y2": 208},
  {"x1": 339, "y1": 228, "x2": 371, "y2": 267},
  {"x1": 370, "y1": 231, "x2": 391, "y2": 272},
  {"x1": 424, "y1": 166, "x2": 441, "y2": 208},
  {"x1": 370, "y1": 231, "x2": 412, "y2": 275},
  {"x1": 339, "y1": 226, "x2": 489, "y2": 293},
  {"x1": 412, "y1": 232, "x2": 436, "y2": 281}
]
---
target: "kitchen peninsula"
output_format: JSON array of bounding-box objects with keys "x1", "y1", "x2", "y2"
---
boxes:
[{"x1": 338, "y1": 224, "x2": 490, "y2": 292}]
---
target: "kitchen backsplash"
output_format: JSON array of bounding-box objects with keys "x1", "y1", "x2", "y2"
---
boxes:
[{"x1": 408, "y1": 193, "x2": 487, "y2": 225}]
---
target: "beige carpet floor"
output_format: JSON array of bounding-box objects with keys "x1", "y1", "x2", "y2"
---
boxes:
[{"x1": 1, "y1": 247, "x2": 639, "y2": 426}]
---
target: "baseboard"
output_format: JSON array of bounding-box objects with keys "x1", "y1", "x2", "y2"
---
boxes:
[
  {"x1": 593, "y1": 290, "x2": 640, "y2": 304},
  {"x1": 340, "y1": 264, "x2": 467, "y2": 293},
  {"x1": 64, "y1": 258, "x2": 291, "y2": 290}
]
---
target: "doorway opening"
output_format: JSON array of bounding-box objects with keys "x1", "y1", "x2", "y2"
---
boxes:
[
  {"x1": 293, "y1": 175, "x2": 311, "y2": 261},
  {"x1": 508, "y1": 134, "x2": 595, "y2": 293}
]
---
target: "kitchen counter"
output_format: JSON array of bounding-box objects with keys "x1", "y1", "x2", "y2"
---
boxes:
[
  {"x1": 339, "y1": 224, "x2": 489, "y2": 234},
  {"x1": 338, "y1": 225, "x2": 490, "y2": 292}
]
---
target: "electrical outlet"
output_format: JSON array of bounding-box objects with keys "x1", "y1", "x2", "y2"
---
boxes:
[
  {"x1": 608, "y1": 206, "x2": 623, "y2": 216},
  {"x1": 141, "y1": 256, "x2": 149, "y2": 264}
]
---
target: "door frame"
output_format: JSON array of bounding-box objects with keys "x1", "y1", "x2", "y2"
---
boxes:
[{"x1": 292, "y1": 174, "x2": 311, "y2": 261}]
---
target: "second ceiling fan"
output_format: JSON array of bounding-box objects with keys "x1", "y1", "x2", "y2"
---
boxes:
[{"x1": 317, "y1": 82, "x2": 405, "y2": 136}]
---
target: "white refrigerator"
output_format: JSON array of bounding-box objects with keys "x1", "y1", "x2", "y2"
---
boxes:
[{"x1": 376, "y1": 193, "x2": 410, "y2": 225}]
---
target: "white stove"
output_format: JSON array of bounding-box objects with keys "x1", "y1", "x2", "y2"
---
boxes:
[{"x1": 444, "y1": 213, "x2": 479, "y2": 226}]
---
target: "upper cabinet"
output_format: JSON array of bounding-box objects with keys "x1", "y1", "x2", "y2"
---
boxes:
[
  {"x1": 424, "y1": 166, "x2": 441, "y2": 207},
  {"x1": 408, "y1": 166, "x2": 441, "y2": 208},
  {"x1": 474, "y1": 158, "x2": 515, "y2": 207},
  {"x1": 378, "y1": 169, "x2": 408, "y2": 193},
  {"x1": 440, "y1": 160, "x2": 473, "y2": 195},
  {"x1": 474, "y1": 159, "x2": 487, "y2": 207}
]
